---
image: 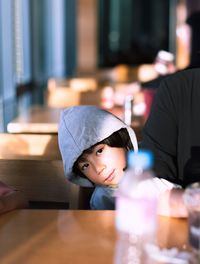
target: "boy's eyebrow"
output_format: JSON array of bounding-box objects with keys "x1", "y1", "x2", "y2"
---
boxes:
[
  {"x1": 77, "y1": 144, "x2": 99, "y2": 165},
  {"x1": 77, "y1": 156, "x2": 88, "y2": 163}
]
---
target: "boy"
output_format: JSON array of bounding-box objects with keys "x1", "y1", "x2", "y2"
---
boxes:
[{"x1": 58, "y1": 105, "x2": 138, "y2": 209}]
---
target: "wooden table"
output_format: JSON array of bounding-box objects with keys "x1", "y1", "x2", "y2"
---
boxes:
[
  {"x1": 0, "y1": 210, "x2": 194, "y2": 264},
  {"x1": 7, "y1": 105, "x2": 143, "y2": 141},
  {"x1": 7, "y1": 106, "x2": 61, "y2": 134},
  {"x1": 0, "y1": 210, "x2": 116, "y2": 264}
]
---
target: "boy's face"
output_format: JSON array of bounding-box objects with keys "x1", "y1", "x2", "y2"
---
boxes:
[{"x1": 77, "y1": 144, "x2": 126, "y2": 186}]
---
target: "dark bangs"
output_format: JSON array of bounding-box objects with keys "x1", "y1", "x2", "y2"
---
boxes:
[
  {"x1": 100, "y1": 128, "x2": 133, "y2": 150},
  {"x1": 80, "y1": 128, "x2": 133, "y2": 157}
]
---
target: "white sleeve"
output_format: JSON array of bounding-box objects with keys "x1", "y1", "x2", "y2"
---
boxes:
[
  {"x1": 136, "y1": 177, "x2": 182, "y2": 198},
  {"x1": 150, "y1": 178, "x2": 182, "y2": 196}
]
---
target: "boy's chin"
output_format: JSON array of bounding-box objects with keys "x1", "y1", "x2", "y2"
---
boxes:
[
  {"x1": 105, "y1": 180, "x2": 120, "y2": 187},
  {"x1": 100, "y1": 181, "x2": 118, "y2": 187}
]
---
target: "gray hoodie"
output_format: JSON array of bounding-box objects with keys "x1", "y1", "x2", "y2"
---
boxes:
[{"x1": 58, "y1": 105, "x2": 138, "y2": 187}]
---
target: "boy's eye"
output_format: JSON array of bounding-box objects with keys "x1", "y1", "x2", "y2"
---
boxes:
[
  {"x1": 96, "y1": 147, "x2": 103, "y2": 155},
  {"x1": 81, "y1": 163, "x2": 89, "y2": 171}
]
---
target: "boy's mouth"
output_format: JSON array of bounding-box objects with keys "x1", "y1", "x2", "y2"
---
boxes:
[{"x1": 104, "y1": 170, "x2": 115, "y2": 182}]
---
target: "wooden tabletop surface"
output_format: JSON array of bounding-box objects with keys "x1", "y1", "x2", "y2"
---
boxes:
[
  {"x1": 0, "y1": 209, "x2": 194, "y2": 264},
  {"x1": 7, "y1": 106, "x2": 61, "y2": 134},
  {"x1": 7, "y1": 105, "x2": 144, "y2": 141}
]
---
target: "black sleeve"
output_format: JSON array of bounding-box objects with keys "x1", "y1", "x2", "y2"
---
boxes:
[{"x1": 140, "y1": 79, "x2": 181, "y2": 185}]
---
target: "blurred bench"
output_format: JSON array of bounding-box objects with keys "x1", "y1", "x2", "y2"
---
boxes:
[{"x1": 0, "y1": 159, "x2": 81, "y2": 209}]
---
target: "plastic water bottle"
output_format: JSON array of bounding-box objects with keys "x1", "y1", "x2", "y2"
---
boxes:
[
  {"x1": 123, "y1": 95, "x2": 134, "y2": 126},
  {"x1": 114, "y1": 150, "x2": 158, "y2": 264}
]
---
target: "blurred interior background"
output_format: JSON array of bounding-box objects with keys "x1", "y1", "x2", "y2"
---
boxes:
[{"x1": 0, "y1": 0, "x2": 199, "y2": 131}]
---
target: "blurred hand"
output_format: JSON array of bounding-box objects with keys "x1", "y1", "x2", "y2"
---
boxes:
[
  {"x1": 0, "y1": 191, "x2": 29, "y2": 215},
  {"x1": 157, "y1": 188, "x2": 188, "y2": 218}
]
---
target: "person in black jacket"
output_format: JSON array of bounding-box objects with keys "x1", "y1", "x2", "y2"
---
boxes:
[{"x1": 141, "y1": 68, "x2": 200, "y2": 217}]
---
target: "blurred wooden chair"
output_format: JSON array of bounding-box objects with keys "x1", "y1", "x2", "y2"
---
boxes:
[
  {"x1": 46, "y1": 87, "x2": 81, "y2": 108},
  {"x1": 46, "y1": 77, "x2": 100, "y2": 108},
  {"x1": 48, "y1": 77, "x2": 97, "y2": 92},
  {"x1": 48, "y1": 78, "x2": 69, "y2": 89},
  {"x1": 96, "y1": 65, "x2": 130, "y2": 83},
  {"x1": 79, "y1": 89, "x2": 102, "y2": 106},
  {"x1": 0, "y1": 133, "x2": 61, "y2": 160},
  {"x1": 69, "y1": 77, "x2": 97, "y2": 92},
  {"x1": 137, "y1": 64, "x2": 158, "y2": 82},
  {"x1": 46, "y1": 86, "x2": 103, "y2": 108}
]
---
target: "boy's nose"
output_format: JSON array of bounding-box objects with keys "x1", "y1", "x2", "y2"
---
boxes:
[{"x1": 94, "y1": 163, "x2": 106, "y2": 175}]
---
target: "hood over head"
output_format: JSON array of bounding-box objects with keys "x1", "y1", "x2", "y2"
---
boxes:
[{"x1": 58, "y1": 105, "x2": 138, "y2": 187}]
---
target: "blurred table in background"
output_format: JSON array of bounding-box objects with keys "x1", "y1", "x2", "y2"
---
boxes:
[
  {"x1": 0, "y1": 210, "x2": 195, "y2": 264},
  {"x1": 6, "y1": 105, "x2": 144, "y2": 140},
  {"x1": 7, "y1": 106, "x2": 61, "y2": 134},
  {"x1": 0, "y1": 133, "x2": 61, "y2": 160},
  {"x1": 7, "y1": 105, "x2": 144, "y2": 141}
]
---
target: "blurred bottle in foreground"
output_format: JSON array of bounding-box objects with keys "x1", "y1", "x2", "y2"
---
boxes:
[
  {"x1": 114, "y1": 150, "x2": 158, "y2": 264},
  {"x1": 101, "y1": 86, "x2": 114, "y2": 109},
  {"x1": 123, "y1": 95, "x2": 134, "y2": 126},
  {"x1": 183, "y1": 182, "x2": 200, "y2": 251}
]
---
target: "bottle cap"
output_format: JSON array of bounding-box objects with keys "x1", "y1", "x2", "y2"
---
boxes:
[{"x1": 128, "y1": 149, "x2": 154, "y2": 169}]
